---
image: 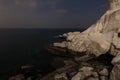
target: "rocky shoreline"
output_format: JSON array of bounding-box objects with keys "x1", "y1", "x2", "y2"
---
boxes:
[
  {"x1": 8, "y1": 52, "x2": 114, "y2": 80},
  {"x1": 8, "y1": 0, "x2": 120, "y2": 80}
]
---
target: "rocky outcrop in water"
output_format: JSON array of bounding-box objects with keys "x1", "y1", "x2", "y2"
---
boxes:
[{"x1": 53, "y1": 0, "x2": 120, "y2": 57}]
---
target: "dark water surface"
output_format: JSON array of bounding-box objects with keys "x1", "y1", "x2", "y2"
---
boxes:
[{"x1": 0, "y1": 28, "x2": 84, "y2": 79}]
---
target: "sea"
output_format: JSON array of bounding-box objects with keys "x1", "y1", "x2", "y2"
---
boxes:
[{"x1": 0, "y1": 28, "x2": 85, "y2": 79}]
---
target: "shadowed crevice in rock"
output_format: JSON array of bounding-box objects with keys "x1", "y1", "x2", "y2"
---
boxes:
[{"x1": 89, "y1": 53, "x2": 114, "y2": 66}]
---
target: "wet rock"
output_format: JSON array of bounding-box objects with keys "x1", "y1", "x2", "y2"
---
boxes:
[{"x1": 50, "y1": 0, "x2": 120, "y2": 58}]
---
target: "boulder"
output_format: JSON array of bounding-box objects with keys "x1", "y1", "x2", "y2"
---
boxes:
[
  {"x1": 71, "y1": 66, "x2": 94, "y2": 80},
  {"x1": 99, "y1": 68, "x2": 109, "y2": 76}
]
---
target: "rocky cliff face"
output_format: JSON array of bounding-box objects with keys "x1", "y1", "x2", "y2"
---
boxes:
[
  {"x1": 53, "y1": 0, "x2": 120, "y2": 57},
  {"x1": 48, "y1": 0, "x2": 120, "y2": 80},
  {"x1": 109, "y1": 0, "x2": 120, "y2": 10}
]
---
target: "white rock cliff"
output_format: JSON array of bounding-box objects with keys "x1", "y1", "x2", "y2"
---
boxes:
[{"x1": 51, "y1": 0, "x2": 120, "y2": 80}]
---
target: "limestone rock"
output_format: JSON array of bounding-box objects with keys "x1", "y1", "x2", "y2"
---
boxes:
[
  {"x1": 51, "y1": 0, "x2": 120, "y2": 57},
  {"x1": 71, "y1": 72, "x2": 82, "y2": 80},
  {"x1": 71, "y1": 66, "x2": 94, "y2": 80},
  {"x1": 109, "y1": 0, "x2": 120, "y2": 10},
  {"x1": 49, "y1": 0, "x2": 120, "y2": 80},
  {"x1": 58, "y1": 32, "x2": 81, "y2": 40}
]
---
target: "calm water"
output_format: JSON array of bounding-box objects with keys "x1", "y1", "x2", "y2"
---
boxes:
[{"x1": 0, "y1": 28, "x2": 84, "y2": 79}]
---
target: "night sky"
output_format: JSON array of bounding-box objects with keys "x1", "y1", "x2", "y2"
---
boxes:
[{"x1": 0, "y1": 0, "x2": 108, "y2": 28}]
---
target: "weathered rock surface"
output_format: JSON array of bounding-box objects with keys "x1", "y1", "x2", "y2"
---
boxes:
[
  {"x1": 110, "y1": 64, "x2": 120, "y2": 80},
  {"x1": 51, "y1": 0, "x2": 120, "y2": 57},
  {"x1": 99, "y1": 68, "x2": 109, "y2": 76},
  {"x1": 71, "y1": 67, "x2": 94, "y2": 80}
]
